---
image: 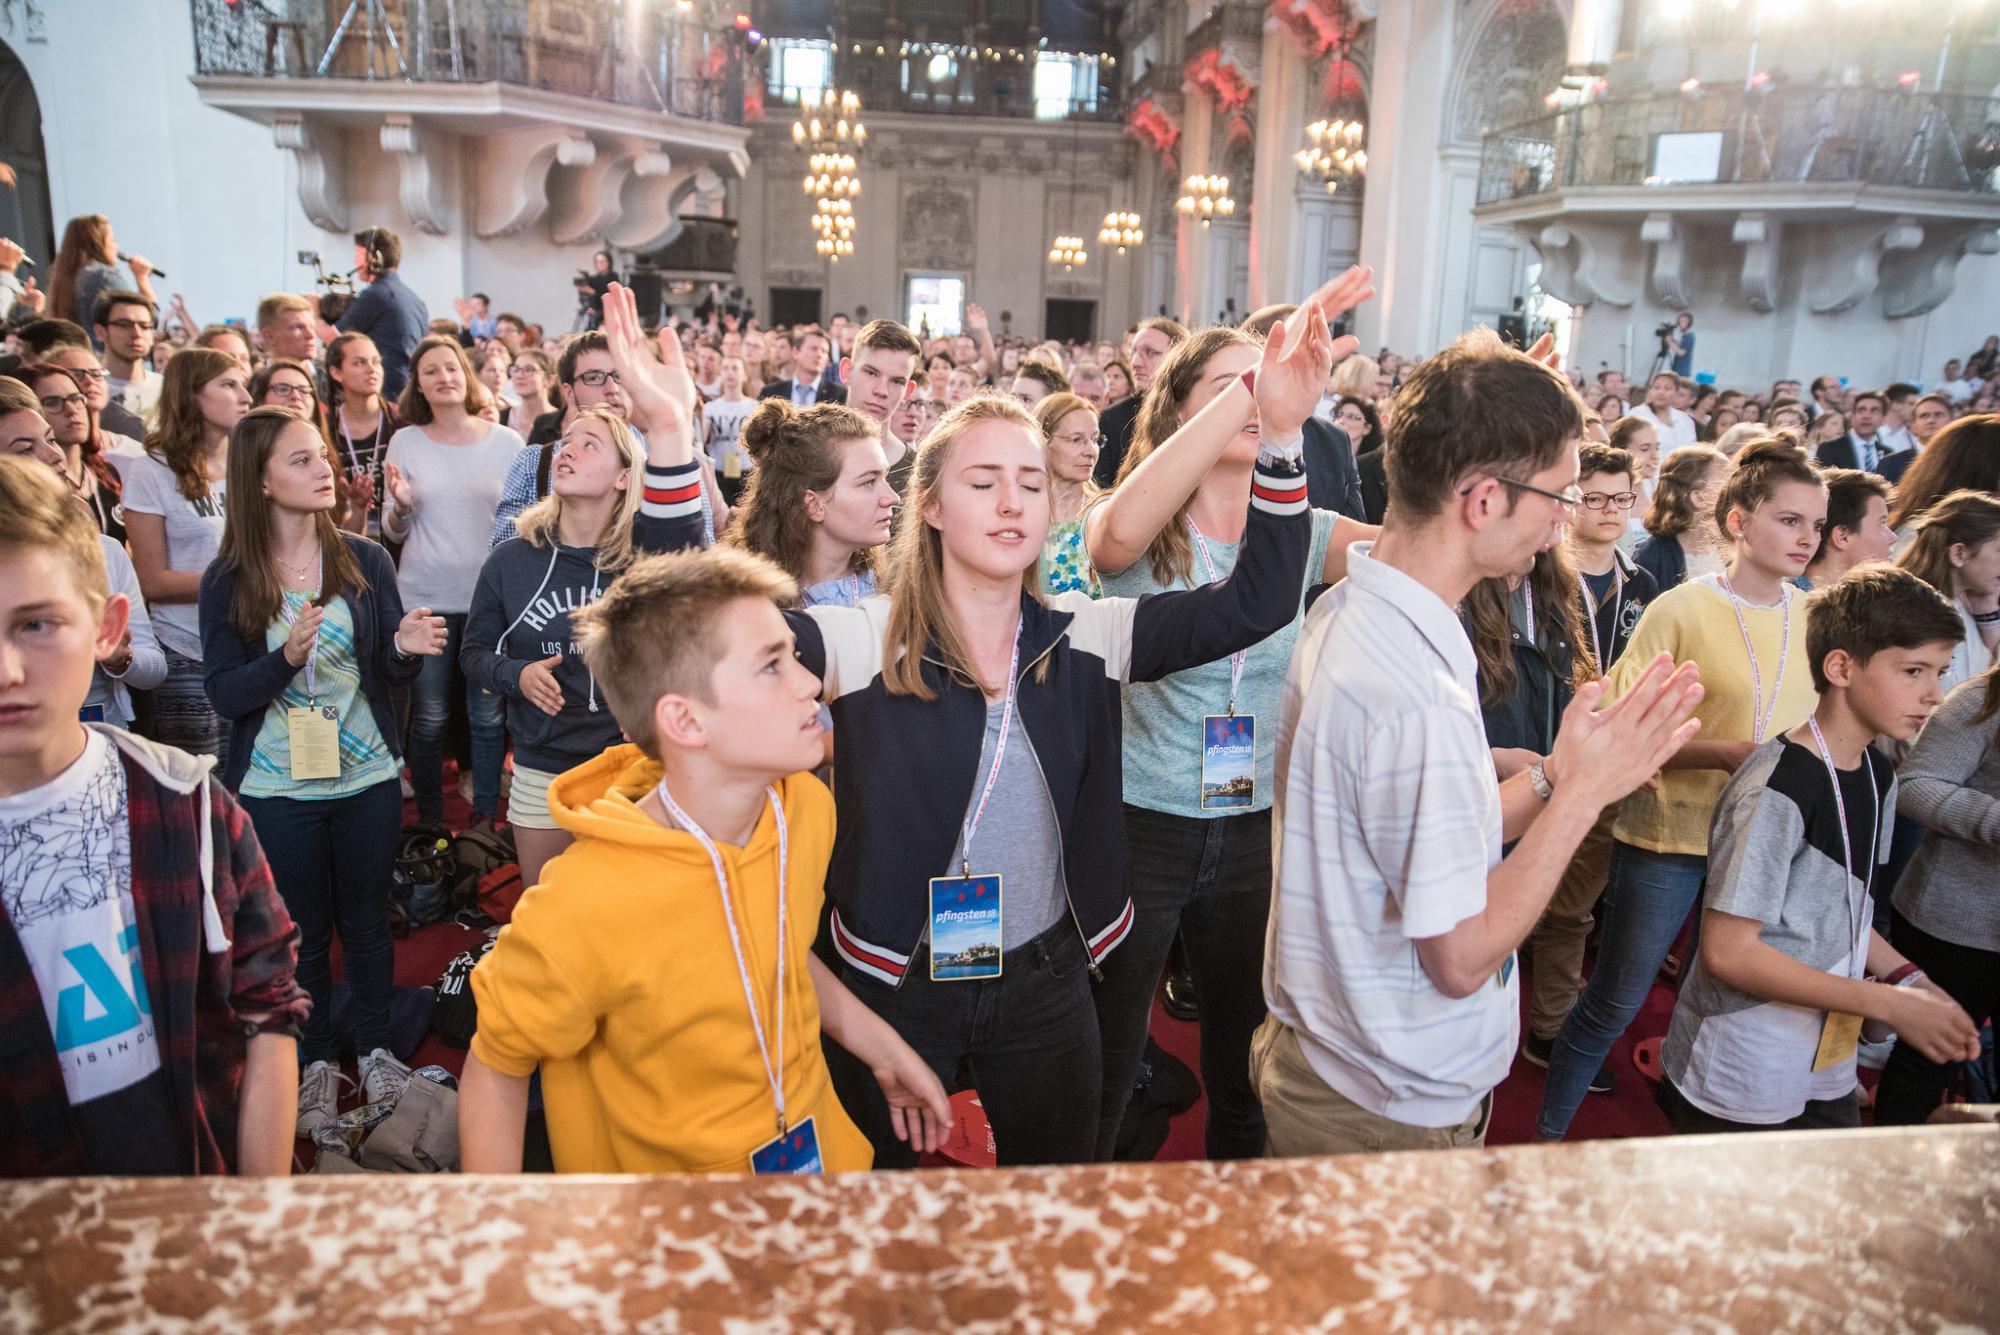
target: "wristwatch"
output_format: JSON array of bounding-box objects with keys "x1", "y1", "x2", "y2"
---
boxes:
[{"x1": 1527, "y1": 759, "x2": 1553, "y2": 801}]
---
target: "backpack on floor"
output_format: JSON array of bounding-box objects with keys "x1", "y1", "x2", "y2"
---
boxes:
[
  {"x1": 389, "y1": 823, "x2": 457, "y2": 936},
  {"x1": 432, "y1": 929, "x2": 498, "y2": 1049}
]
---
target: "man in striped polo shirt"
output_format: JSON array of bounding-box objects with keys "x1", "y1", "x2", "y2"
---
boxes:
[{"x1": 1253, "y1": 330, "x2": 1704, "y2": 1156}]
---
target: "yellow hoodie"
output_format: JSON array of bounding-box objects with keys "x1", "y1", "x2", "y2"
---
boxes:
[{"x1": 469, "y1": 745, "x2": 871, "y2": 1174}]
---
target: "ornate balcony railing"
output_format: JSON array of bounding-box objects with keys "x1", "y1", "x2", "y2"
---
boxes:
[
  {"x1": 1477, "y1": 87, "x2": 2000, "y2": 206},
  {"x1": 189, "y1": 0, "x2": 748, "y2": 125}
]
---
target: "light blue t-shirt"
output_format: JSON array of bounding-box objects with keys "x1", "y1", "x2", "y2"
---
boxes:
[{"x1": 1099, "y1": 507, "x2": 1337, "y2": 818}]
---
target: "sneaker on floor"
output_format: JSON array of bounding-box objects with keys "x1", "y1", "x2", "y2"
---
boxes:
[
  {"x1": 1520, "y1": 1033, "x2": 1617, "y2": 1094},
  {"x1": 400, "y1": 773, "x2": 414, "y2": 800},
  {"x1": 360, "y1": 1047, "x2": 414, "y2": 1106},
  {"x1": 458, "y1": 773, "x2": 475, "y2": 805},
  {"x1": 296, "y1": 1059, "x2": 348, "y2": 1138}
]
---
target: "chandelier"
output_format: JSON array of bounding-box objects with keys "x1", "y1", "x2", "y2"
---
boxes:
[
  {"x1": 1047, "y1": 235, "x2": 1088, "y2": 271},
  {"x1": 1175, "y1": 175, "x2": 1235, "y2": 226},
  {"x1": 793, "y1": 90, "x2": 867, "y2": 262},
  {"x1": 1097, "y1": 210, "x2": 1144, "y2": 254},
  {"x1": 1295, "y1": 118, "x2": 1367, "y2": 193}
]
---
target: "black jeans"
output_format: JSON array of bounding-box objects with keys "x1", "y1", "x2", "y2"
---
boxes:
[
  {"x1": 1657, "y1": 1077, "x2": 1860, "y2": 1134},
  {"x1": 1876, "y1": 910, "x2": 2000, "y2": 1125},
  {"x1": 1093, "y1": 804, "x2": 1272, "y2": 1161},
  {"x1": 836, "y1": 919, "x2": 1101, "y2": 1168},
  {"x1": 240, "y1": 779, "x2": 402, "y2": 1063}
]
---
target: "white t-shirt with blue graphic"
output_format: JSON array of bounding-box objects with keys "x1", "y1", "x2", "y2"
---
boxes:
[{"x1": 0, "y1": 731, "x2": 158, "y2": 1105}]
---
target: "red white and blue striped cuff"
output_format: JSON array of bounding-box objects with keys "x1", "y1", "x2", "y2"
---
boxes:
[
  {"x1": 831, "y1": 911, "x2": 911, "y2": 986},
  {"x1": 1250, "y1": 460, "x2": 1309, "y2": 517},
  {"x1": 641, "y1": 461, "x2": 705, "y2": 520}
]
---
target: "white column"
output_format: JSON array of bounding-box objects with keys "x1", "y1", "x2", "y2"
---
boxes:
[
  {"x1": 1175, "y1": 90, "x2": 1216, "y2": 327},
  {"x1": 1567, "y1": 0, "x2": 1622, "y2": 70},
  {"x1": 1249, "y1": 25, "x2": 1311, "y2": 311},
  {"x1": 1356, "y1": 0, "x2": 1457, "y2": 353}
]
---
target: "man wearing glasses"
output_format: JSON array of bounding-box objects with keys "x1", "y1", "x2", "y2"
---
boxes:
[
  {"x1": 1253, "y1": 330, "x2": 1702, "y2": 1158},
  {"x1": 92, "y1": 291, "x2": 160, "y2": 424}
]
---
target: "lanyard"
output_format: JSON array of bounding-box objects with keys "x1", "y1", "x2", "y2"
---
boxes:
[
  {"x1": 655, "y1": 779, "x2": 794, "y2": 1136},
  {"x1": 958, "y1": 617, "x2": 1022, "y2": 877},
  {"x1": 280, "y1": 550, "x2": 325, "y2": 700},
  {"x1": 1188, "y1": 519, "x2": 1245, "y2": 714},
  {"x1": 1805, "y1": 715, "x2": 1878, "y2": 969},
  {"x1": 1577, "y1": 565, "x2": 1623, "y2": 670},
  {"x1": 1716, "y1": 573, "x2": 1792, "y2": 743}
]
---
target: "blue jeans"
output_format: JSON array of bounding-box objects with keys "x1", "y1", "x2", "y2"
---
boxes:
[
  {"x1": 1536, "y1": 842, "x2": 1707, "y2": 1140},
  {"x1": 407, "y1": 612, "x2": 504, "y2": 822},
  {"x1": 240, "y1": 780, "x2": 402, "y2": 1063}
]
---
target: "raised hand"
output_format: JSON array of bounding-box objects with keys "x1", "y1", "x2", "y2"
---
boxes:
[
  {"x1": 1547, "y1": 652, "x2": 1703, "y2": 805},
  {"x1": 283, "y1": 604, "x2": 326, "y2": 669},
  {"x1": 383, "y1": 461, "x2": 414, "y2": 513},
  {"x1": 518, "y1": 652, "x2": 566, "y2": 716},
  {"x1": 394, "y1": 606, "x2": 448, "y2": 657},
  {"x1": 0, "y1": 237, "x2": 22, "y2": 272},
  {"x1": 453, "y1": 296, "x2": 473, "y2": 324},
  {"x1": 15, "y1": 277, "x2": 41, "y2": 316},
  {"x1": 1525, "y1": 332, "x2": 1563, "y2": 373},
  {"x1": 964, "y1": 303, "x2": 989, "y2": 333},
  {"x1": 1253, "y1": 304, "x2": 1336, "y2": 439},
  {"x1": 1281, "y1": 265, "x2": 1375, "y2": 366},
  {"x1": 602, "y1": 282, "x2": 693, "y2": 446}
]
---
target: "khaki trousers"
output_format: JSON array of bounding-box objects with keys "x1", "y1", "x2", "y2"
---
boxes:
[
  {"x1": 1525, "y1": 804, "x2": 1617, "y2": 1041},
  {"x1": 1249, "y1": 1016, "x2": 1491, "y2": 1156}
]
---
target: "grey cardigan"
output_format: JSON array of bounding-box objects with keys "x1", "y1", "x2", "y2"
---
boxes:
[{"x1": 1892, "y1": 677, "x2": 2000, "y2": 952}]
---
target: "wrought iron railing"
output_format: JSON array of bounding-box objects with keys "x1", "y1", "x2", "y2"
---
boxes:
[
  {"x1": 189, "y1": 0, "x2": 748, "y2": 124},
  {"x1": 1477, "y1": 87, "x2": 2000, "y2": 205}
]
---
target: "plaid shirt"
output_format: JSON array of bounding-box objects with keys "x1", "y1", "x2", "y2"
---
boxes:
[{"x1": 0, "y1": 743, "x2": 307, "y2": 1177}]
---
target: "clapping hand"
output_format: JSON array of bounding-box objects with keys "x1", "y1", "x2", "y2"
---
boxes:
[
  {"x1": 283, "y1": 604, "x2": 326, "y2": 669},
  {"x1": 394, "y1": 606, "x2": 448, "y2": 658},
  {"x1": 1546, "y1": 653, "x2": 1703, "y2": 806},
  {"x1": 383, "y1": 461, "x2": 414, "y2": 514}
]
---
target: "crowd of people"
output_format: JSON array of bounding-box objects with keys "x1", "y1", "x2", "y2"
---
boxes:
[{"x1": 0, "y1": 210, "x2": 1995, "y2": 1181}]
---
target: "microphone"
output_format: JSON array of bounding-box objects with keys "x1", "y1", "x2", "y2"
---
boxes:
[{"x1": 118, "y1": 250, "x2": 165, "y2": 279}]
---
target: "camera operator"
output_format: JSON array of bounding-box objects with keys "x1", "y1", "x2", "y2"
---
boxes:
[
  {"x1": 1664, "y1": 311, "x2": 1694, "y2": 377},
  {"x1": 333, "y1": 226, "x2": 428, "y2": 399},
  {"x1": 574, "y1": 250, "x2": 614, "y2": 331}
]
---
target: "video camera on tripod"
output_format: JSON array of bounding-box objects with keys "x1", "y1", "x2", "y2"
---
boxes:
[{"x1": 299, "y1": 250, "x2": 358, "y2": 324}]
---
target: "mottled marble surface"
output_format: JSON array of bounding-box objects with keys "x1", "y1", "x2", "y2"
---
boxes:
[{"x1": 2, "y1": 1125, "x2": 1996, "y2": 1333}]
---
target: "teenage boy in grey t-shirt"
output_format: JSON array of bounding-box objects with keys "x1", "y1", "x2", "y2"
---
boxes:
[{"x1": 1660, "y1": 569, "x2": 1981, "y2": 1132}]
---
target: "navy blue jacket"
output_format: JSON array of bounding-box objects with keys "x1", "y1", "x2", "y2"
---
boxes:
[
  {"x1": 1302, "y1": 417, "x2": 1367, "y2": 521},
  {"x1": 198, "y1": 535, "x2": 422, "y2": 792},
  {"x1": 792, "y1": 448, "x2": 1311, "y2": 985},
  {"x1": 336, "y1": 270, "x2": 430, "y2": 401},
  {"x1": 1633, "y1": 532, "x2": 1688, "y2": 594}
]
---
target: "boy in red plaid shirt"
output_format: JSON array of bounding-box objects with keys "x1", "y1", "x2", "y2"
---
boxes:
[{"x1": 0, "y1": 451, "x2": 307, "y2": 1176}]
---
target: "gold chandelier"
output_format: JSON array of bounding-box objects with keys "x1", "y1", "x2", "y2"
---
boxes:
[
  {"x1": 1047, "y1": 235, "x2": 1088, "y2": 271},
  {"x1": 793, "y1": 90, "x2": 867, "y2": 262},
  {"x1": 1097, "y1": 210, "x2": 1144, "y2": 254},
  {"x1": 1175, "y1": 175, "x2": 1235, "y2": 226},
  {"x1": 1295, "y1": 118, "x2": 1367, "y2": 193}
]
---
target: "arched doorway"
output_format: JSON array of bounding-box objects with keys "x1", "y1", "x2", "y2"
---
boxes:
[{"x1": 0, "y1": 39, "x2": 53, "y2": 266}]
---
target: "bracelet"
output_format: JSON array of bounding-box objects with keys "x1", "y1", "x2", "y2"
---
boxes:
[
  {"x1": 1880, "y1": 963, "x2": 1926, "y2": 988},
  {"x1": 1972, "y1": 609, "x2": 2000, "y2": 624}
]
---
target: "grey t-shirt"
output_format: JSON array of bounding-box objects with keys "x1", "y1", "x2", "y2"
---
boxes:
[
  {"x1": 1663, "y1": 736, "x2": 1893, "y2": 1124},
  {"x1": 385, "y1": 423, "x2": 525, "y2": 614},
  {"x1": 941, "y1": 698, "x2": 1068, "y2": 953}
]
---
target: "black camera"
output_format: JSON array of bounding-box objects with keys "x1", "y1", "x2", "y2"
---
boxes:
[
  {"x1": 298, "y1": 250, "x2": 355, "y2": 323},
  {"x1": 1655, "y1": 322, "x2": 1675, "y2": 339}
]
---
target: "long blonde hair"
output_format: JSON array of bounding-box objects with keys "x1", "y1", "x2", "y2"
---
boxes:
[
  {"x1": 513, "y1": 408, "x2": 646, "y2": 572},
  {"x1": 883, "y1": 392, "x2": 1051, "y2": 700},
  {"x1": 1114, "y1": 325, "x2": 1258, "y2": 585}
]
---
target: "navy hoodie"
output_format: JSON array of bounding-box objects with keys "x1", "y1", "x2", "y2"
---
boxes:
[{"x1": 460, "y1": 458, "x2": 707, "y2": 772}]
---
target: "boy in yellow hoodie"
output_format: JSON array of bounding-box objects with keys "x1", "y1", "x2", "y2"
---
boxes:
[{"x1": 458, "y1": 548, "x2": 952, "y2": 1174}]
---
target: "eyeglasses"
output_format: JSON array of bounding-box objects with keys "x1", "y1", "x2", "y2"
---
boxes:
[
  {"x1": 105, "y1": 319, "x2": 155, "y2": 332},
  {"x1": 1461, "y1": 475, "x2": 1585, "y2": 512},
  {"x1": 1579, "y1": 490, "x2": 1639, "y2": 512},
  {"x1": 265, "y1": 382, "x2": 315, "y2": 403},
  {"x1": 39, "y1": 393, "x2": 88, "y2": 414},
  {"x1": 574, "y1": 369, "x2": 622, "y2": 388},
  {"x1": 62, "y1": 366, "x2": 108, "y2": 382}
]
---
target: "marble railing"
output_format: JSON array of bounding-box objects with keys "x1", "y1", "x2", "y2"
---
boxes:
[{"x1": 2, "y1": 1125, "x2": 1995, "y2": 1331}]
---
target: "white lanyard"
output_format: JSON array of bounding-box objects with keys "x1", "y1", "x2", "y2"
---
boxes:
[
  {"x1": 1805, "y1": 715, "x2": 1878, "y2": 969},
  {"x1": 654, "y1": 779, "x2": 794, "y2": 1136},
  {"x1": 1188, "y1": 519, "x2": 1245, "y2": 714},
  {"x1": 1577, "y1": 565, "x2": 1624, "y2": 670},
  {"x1": 280, "y1": 550, "x2": 325, "y2": 700},
  {"x1": 1717, "y1": 573, "x2": 1792, "y2": 743},
  {"x1": 958, "y1": 618, "x2": 1022, "y2": 877}
]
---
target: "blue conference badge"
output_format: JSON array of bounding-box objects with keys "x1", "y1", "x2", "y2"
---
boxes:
[
  {"x1": 750, "y1": 1116, "x2": 824, "y2": 1175},
  {"x1": 1200, "y1": 714, "x2": 1257, "y2": 810},
  {"x1": 929, "y1": 874, "x2": 1003, "y2": 981}
]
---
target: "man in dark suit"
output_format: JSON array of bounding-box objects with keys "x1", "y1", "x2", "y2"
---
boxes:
[
  {"x1": 1090, "y1": 316, "x2": 1189, "y2": 487},
  {"x1": 758, "y1": 325, "x2": 845, "y2": 406},
  {"x1": 1880, "y1": 392, "x2": 1952, "y2": 485},
  {"x1": 1814, "y1": 388, "x2": 1890, "y2": 473}
]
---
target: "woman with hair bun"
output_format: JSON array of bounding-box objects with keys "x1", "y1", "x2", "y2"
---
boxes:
[{"x1": 725, "y1": 397, "x2": 897, "y2": 608}]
